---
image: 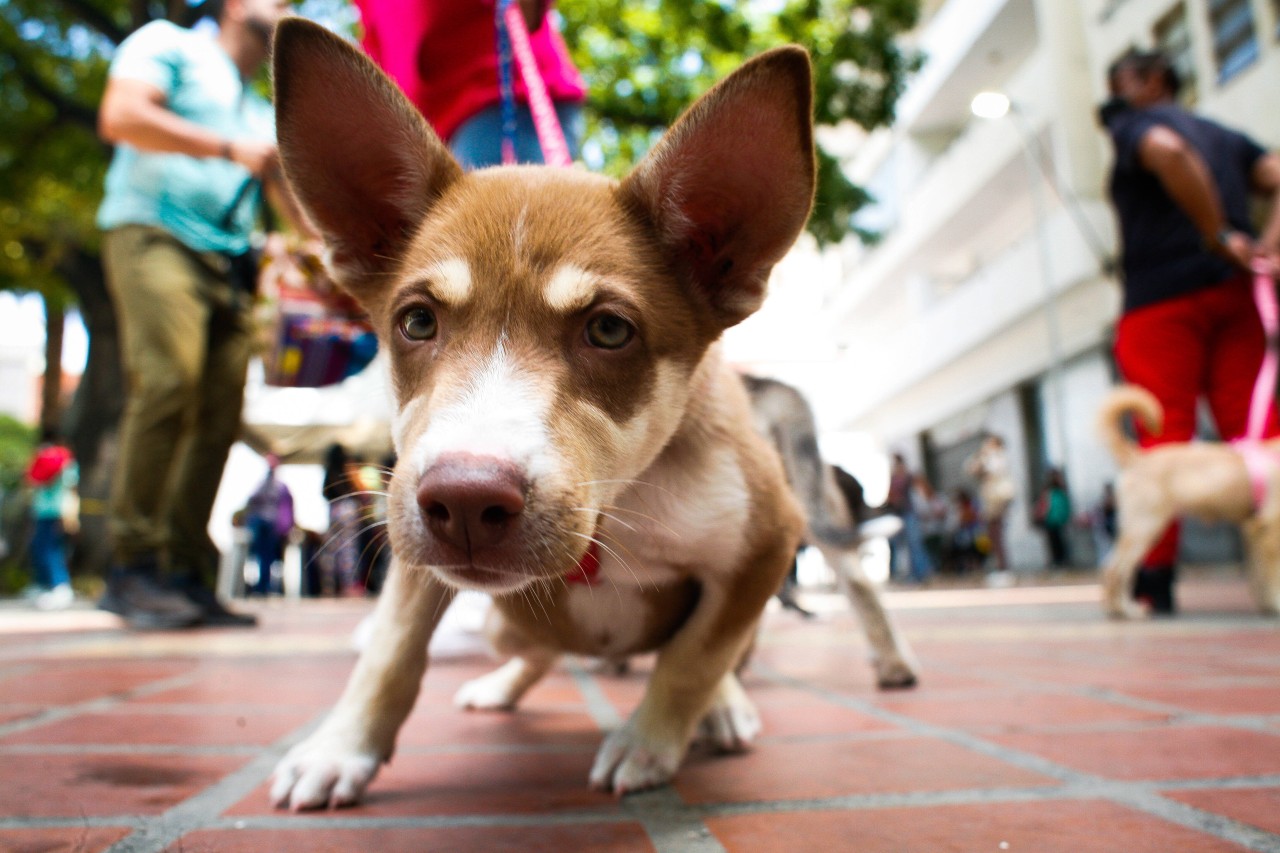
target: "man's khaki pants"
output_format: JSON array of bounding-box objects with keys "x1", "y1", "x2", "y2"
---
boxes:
[{"x1": 102, "y1": 225, "x2": 253, "y2": 584}]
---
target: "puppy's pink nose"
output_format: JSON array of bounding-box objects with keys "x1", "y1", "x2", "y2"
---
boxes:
[{"x1": 416, "y1": 455, "x2": 526, "y2": 552}]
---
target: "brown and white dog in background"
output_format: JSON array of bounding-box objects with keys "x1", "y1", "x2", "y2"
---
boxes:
[
  {"x1": 1097, "y1": 384, "x2": 1280, "y2": 618},
  {"x1": 268, "y1": 20, "x2": 818, "y2": 808}
]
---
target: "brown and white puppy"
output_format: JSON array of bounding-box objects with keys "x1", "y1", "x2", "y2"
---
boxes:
[
  {"x1": 268, "y1": 20, "x2": 815, "y2": 809},
  {"x1": 1097, "y1": 384, "x2": 1280, "y2": 618}
]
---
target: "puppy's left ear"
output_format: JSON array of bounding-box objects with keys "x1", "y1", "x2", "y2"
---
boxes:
[{"x1": 620, "y1": 46, "x2": 815, "y2": 329}]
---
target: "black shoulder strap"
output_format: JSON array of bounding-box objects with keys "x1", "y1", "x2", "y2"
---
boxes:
[{"x1": 220, "y1": 177, "x2": 262, "y2": 232}]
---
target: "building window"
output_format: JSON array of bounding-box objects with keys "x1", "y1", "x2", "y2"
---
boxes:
[
  {"x1": 1206, "y1": 0, "x2": 1258, "y2": 84},
  {"x1": 1153, "y1": 3, "x2": 1197, "y2": 104}
]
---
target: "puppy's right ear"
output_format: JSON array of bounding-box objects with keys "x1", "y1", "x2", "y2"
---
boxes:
[{"x1": 273, "y1": 19, "x2": 462, "y2": 301}]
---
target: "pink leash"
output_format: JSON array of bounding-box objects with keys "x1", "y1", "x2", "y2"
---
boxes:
[
  {"x1": 1245, "y1": 258, "x2": 1280, "y2": 441},
  {"x1": 499, "y1": 4, "x2": 573, "y2": 167},
  {"x1": 1235, "y1": 258, "x2": 1280, "y2": 509}
]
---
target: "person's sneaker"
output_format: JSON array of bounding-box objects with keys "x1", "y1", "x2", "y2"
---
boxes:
[
  {"x1": 98, "y1": 565, "x2": 201, "y2": 630},
  {"x1": 35, "y1": 583, "x2": 74, "y2": 611},
  {"x1": 181, "y1": 583, "x2": 258, "y2": 628}
]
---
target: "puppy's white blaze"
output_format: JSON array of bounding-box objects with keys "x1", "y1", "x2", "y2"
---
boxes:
[
  {"x1": 408, "y1": 343, "x2": 556, "y2": 479},
  {"x1": 419, "y1": 257, "x2": 472, "y2": 305},
  {"x1": 543, "y1": 264, "x2": 599, "y2": 313},
  {"x1": 391, "y1": 396, "x2": 428, "y2": 457}
]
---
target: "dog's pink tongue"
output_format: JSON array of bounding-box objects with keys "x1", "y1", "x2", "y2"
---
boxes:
[{"x1": 564, "y1": 542, "x2": 601, "y2": 586}]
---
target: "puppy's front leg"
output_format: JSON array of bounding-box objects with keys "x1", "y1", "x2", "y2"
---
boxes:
[
  {"x1": 588, "y1": 545, "x2": 788, "y2": 794},
  {"x1": 271, "y1": 560, "x2": 455, "y2": 810}
]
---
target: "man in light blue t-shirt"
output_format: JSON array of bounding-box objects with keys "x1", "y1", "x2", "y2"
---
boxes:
[{"x1": 96, "y1": 0, "x2": 315, "y2": 630}]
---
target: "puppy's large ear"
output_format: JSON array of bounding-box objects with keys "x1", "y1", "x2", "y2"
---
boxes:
[
  {"x1": 620, "y1": 46, "x2": 815, "y2": 329},
  {"x1": 273, "y1": 19, "x2": 463, "y2": 300}
]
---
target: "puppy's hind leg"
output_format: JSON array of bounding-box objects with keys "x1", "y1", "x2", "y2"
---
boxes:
[
  {"x1": 1241, "y1": 520, "x2": 1280, "y2": 616},
  {"x1": 696, "y1": 671, "x2": 761, "y2": 752},
  {"x1": 816, "y1": 543, "x2": 919, "y2": 689},
  {"x1": 454, "y1": 607, "x2": 559, "y2": 710}
]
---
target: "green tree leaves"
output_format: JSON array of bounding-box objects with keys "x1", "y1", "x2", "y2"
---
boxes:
[{"x1": 559, "y1": 0, "x2": 920, "y2": 245}]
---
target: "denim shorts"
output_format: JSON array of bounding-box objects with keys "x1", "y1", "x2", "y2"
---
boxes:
[{"x1": 448, "y1": 101, "x2": 584, "y2": 170}]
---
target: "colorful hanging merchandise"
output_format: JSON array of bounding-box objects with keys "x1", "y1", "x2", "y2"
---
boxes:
[{"x1": 254, "y1": 235, "x2": 378, "y2": 387}]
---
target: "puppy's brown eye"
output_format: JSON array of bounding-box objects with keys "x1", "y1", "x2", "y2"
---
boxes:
[
  {"x1": 400, "y1": 307, "x2": 437, "y2": 341},
  {"x1": 585, "y1": 313, "x2": 634, "y2": 350}
]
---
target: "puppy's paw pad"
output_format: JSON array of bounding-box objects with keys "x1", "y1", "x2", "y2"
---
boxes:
[
  {"x1": 453, "y1": 672, "x2": 520, "y2": 710},
  {"x1": 270, "y1": 743, "x2": 379, "y2": 811}
]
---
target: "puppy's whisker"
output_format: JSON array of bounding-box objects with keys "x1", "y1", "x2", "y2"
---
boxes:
[
  {"x1": 598, "y1": 504, "x2": 682, "y2": 538},
  {"x1": 578, "y1": 478, "x2": 681, "y2": 501},
  {"x1": 572, "y1": 506, "x2": 640, "y2": 534},
  {"x1": 570, "y1": 530, "x2": 646, "y2": 596}
]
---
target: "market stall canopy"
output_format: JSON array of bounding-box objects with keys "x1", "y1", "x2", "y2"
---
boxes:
[{"x1": 238, "y1": 355, "x2": 395, "y2": 464}]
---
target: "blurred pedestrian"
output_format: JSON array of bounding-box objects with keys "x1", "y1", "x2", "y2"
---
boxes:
[
  {"x1": 1088, "y1": 482, "x2": 1118, "y2": 560},
  {"x1": 1033, "y1": 467, "x2": 1072, "y2": 568},
  {"x1": 24, "y1": 430, "x2": 78, "y2": 610},
  {"x1": 321, "y1": 444, "x2": 364, "y2": 595},
  {"x1": 947, "y1": 488, "x2": 984, "y2": 575},
  {"x1": 966, "y1": 434, "x2": 1015, "y2": 583},
  {"x1": 245, "y1": 454, "x2": 294, "y2": 596},
  {"x1": 885, "y1": 453, "x2": 935, "y2": 583},
  {"x1": 1099, "y1": 48, "x2": 1280, "y2": 613},
  {"x1": 915, "y1": 476, "x2": 949, "y2": 573},
  {"x1": 94, "y1": 0, "x2": 318, "y2": 628},
  {"x1": 353, "y1": 0, "x2": 586, "y2": 169}
]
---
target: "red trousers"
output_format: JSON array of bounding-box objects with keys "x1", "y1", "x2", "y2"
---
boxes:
[{"x1": 1113, "y1": 273, "x2": 1280, "y2": 566}]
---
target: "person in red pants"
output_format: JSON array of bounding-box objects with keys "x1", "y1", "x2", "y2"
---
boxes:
[{"x1": 1100, "y1": 49, "x2": 1280, "y2": 613}]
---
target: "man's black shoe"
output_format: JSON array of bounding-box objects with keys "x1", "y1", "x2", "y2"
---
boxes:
[
  {"x1": 1133, "y1": 564, "x2": 1176, "y2": 616},
  {"x1": 98, "y1": 563, "x2": 202, "y2": 630},
  {"x1": 182, "y1": 583, "x2": 258, "y2": 628}
]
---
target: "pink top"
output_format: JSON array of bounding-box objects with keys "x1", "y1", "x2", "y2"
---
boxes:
[{"x1": 353, "y1": 0, "x2": 587, "y2": 143}]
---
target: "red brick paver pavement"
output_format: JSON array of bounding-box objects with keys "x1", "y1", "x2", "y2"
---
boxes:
[{"x1": 1, "y1": 568, "x2": 1278, "y2": 852}]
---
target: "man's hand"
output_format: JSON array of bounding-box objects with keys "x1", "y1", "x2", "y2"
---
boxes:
[
  {"x1": 1213, "y1": 230, "x2": 1255, "y2": 271},
  {"x1": 228, "y1": 139, "x2": 279, "y2": 180}
]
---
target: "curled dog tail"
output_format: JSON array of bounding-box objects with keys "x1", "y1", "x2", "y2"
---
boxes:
[{"x1": 1097, "y1": 384, "x2": 1162, "y2": 467}]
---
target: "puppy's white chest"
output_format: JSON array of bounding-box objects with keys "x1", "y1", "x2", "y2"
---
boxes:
[
  {"x1": 561, "y1": 584, "x2": 653, "y2": 658},
  {"x1": 599, "y1": 442, "x2": 751, "y2": 581}
]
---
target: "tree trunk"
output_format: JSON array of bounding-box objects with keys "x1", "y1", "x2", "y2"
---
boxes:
[
  {"x1": 62, "y1": 249, "x2": 124, "y2": 578},
  {"x1": 40, "y1": 295, "x2": 65, "y2": 437}
]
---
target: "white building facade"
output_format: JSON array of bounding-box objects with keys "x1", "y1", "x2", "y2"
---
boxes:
[{"x1": 756, "y1": 0, "x2": 1280, "y2": 570}]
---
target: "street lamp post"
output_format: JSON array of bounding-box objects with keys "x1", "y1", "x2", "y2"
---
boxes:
[{"x1": 971, "y1": 92, "x2": 1074, "y2": 482}]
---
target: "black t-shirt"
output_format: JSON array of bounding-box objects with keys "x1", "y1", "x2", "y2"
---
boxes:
[{"x1": 1105, "y1": 103, "x2": 1265, "y2": 313}]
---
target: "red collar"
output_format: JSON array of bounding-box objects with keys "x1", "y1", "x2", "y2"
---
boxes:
[{"x1": 564, "y1": 542, "x2": 601, "y2": 585}]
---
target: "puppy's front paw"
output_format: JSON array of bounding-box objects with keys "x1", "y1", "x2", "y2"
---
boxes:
[
  {"x1": 588, "y1": 722, "x2": 684, "y2": 795},
  {"x1": 270, "y1": 733, "x2": 381, "y2": 811}
]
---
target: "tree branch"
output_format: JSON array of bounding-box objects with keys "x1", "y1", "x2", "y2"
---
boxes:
[
  {"x1": 6, "y1": 51, "x2": 100, "y2": 131},
  {"x1": 46, "y1": 0, "x2": 129, "y2": 44}
]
